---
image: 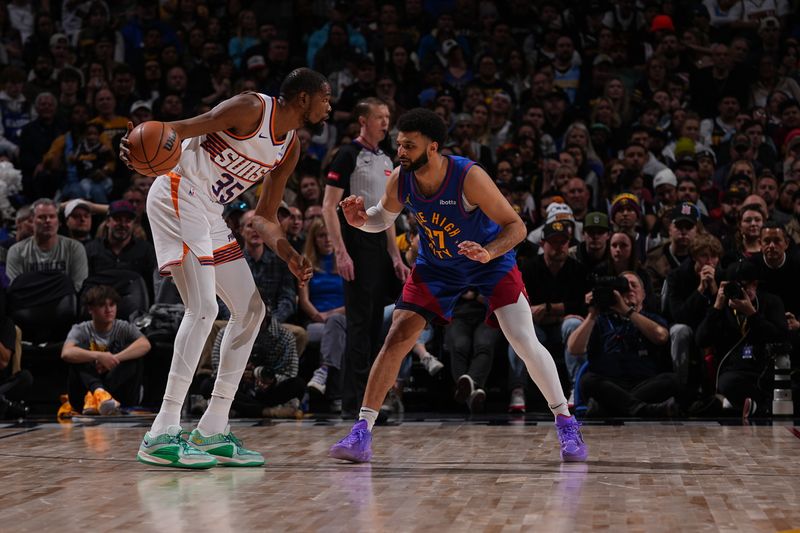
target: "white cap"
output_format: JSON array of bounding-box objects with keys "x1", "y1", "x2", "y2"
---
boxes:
[
  {"x1": 545, "y1": 202, "x2": 575, "y2": 223},
  {"x1": 64, "y1": 198, "x2": 91, "y2": 218},
  {"x1": 653, "y1": 168, "x2": 678, "y2": 190}
]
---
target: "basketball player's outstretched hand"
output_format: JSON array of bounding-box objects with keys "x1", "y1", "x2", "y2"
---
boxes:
[
  {"x1": 340, "y1": 195, "x2": 368, "y2": 227},
  {"x1": 458, "y1": 241, "x2": 491, "y2": 263},
  {"x1": 119, "y1": 121, "x2": 134, "y2": 170},
  {"x1": 289, "y1": 254, "x2": 314, "y2": 287}
]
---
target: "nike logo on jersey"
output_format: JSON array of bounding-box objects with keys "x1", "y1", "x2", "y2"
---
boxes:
[{"x1": 258, "y1": 133, "x2": 270, "y2": 139}]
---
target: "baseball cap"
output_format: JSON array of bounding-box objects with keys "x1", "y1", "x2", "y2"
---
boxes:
[
  {"x1": 671, "y1": 202, "x2": 700, "y2": 225},
  {"x1": 727, "y1": 172, "x2": 752, "y2": 188},
  {"x1": 784, "y1": 128, "x2": 800, "y2": 151},
  {"x1": 611, "y1": 193, "x2": 641, "y2": 218},
  {"x1": 64, "y1": 199, "x2": 91, "y2": 218},
  {"x1": 593, "y1": 54, "x2": 613, "y2": 67},
  {"x1": 584, "y1": 212, "x2": 610, "y2": 231},
  {"x1": 130, "y1": 100, "x2": 152, "y2": 114},
  {"x1": 653, "y1": 168, "x2": 678, "y2": 190},
  {"x1": 108, "y1": 200, "x2": 136, "y2": 218},
  {"x1": 441, "y1": 39, "x2": 460, "y2": 56},
  {"x1": 545, "y1": 202, "x2": 575, "y2": 224},
  {"x1": 542, "y1": 220, "x2": 571, "y2": 242},
  {"x1": 759, "y1": 16, "x2": 779, "y2": 32},
  {"x1": 675, "y1": 153, "x2": 699, "y2": 169},
  {"x1": 277, "y1": 200, "x2": 291, "y2": 218},
  {"x1": 650, "y1": 14, "x2": 675, "y2": 33},
  {"x1": 725, "y1": 259, "x2": 759, "y2": 283},
  {"x1": 49, "y1": 33, "x2": 68, "y2": 47},
  {"x1": 544, "y1": 87, "x2": 569, "y2": 102},
  {"x1": 723, "y1": 185, "x2": 748, "y2": 202},
  {"x1": 246, "y1": 55, "x2": 267, "y2": 71}
]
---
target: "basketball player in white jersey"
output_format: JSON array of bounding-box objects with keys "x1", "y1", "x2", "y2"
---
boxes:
[{"x1": 120, "y1": 68, "x2": 331, "y2": 468}]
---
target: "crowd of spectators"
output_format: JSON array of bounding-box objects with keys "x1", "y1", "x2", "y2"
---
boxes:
[{"x1": 1, "y1": 0, "x2": 799, "y2": 419}]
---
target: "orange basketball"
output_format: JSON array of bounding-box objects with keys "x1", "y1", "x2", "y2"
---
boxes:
[{"x1": 127, "y1": 121, "x2": 182, "y2": 177}]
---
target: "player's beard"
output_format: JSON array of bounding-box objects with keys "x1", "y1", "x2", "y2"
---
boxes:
[
  {"x1": 304, "y1": 111, "x2": 326, "y2": 136},
  {"x1": 403, "y1": 151, "x2": 428, "y2": 172}
]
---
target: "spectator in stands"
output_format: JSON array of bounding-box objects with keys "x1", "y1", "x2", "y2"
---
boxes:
[
  {"x1": 299, "y1": 218, "x2": 346, "y2": 408},
  {"x1": 18, "y1": 91, "x2": 62, "y2": 198},
  {"x1": 210, "y1": 306, "x2": 304, "y2": 419},
  {"x1": 645, "y1": 202, "x2": 701, "y2": 302},
  {"x1": 696, "y1": 260, "x2": 787, "y2": 417},
  {"x1": 446, "y1": 290, "x2": 501, "y2": 413},
  {"x1": 0, "y1": 66, "x2": 30, "y2": 157},
  {"x1": 756, "y1": 172, "x2": 789, "y2": 224},
  {"x1": 610, "y1": 193, "x2": 647, "y2": 261},
  {"x1": 754, "y1": 222, "x2": 800, "y2": 331},
  {"x1": 281, "y1": 205, "x2": 305, "y2": 253},
  {"x1": 570, "y1": 211, "x2": 610, "y2": 271},
  {"x1": 6, "y1": 198, "x2": 87, "y2": 291},
  {"x1": 723, "y1": 203, "x2": 765, "y2": 265},
  {"x1": 61, "y1": 285, "x2": 151, "y2": 415},
  {"x1": 84, "y1": 200, "x2": 156, "y2": 300},
  {"x1": 665, "y1": 233, "x2": 724, "y2": 393},
  {"x1": 567, "y1": 271, "x2": 679, "y2": 417},
  {"x1": 4, "y1": 206, "x2": 33, "y2": 247},
  {"x1": 62, "y1": 198, "x2": 93, "y2": 244},
  {"x1": 239, "y1": 209, "x2": 306, "y2": 355}
]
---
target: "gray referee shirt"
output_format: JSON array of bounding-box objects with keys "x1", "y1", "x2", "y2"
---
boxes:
[{"x1": 325, "y1": 140, "x2": 393, "y2": 208}]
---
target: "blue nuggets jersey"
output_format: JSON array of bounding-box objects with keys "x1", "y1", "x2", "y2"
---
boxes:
[{"x1": 396, "y1": 155, "x2": 515, "y2": 268}]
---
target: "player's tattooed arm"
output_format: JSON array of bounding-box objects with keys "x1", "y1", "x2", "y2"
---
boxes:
[{"x1": 460, "y1": 164, "x2": 526, "y2": 262}]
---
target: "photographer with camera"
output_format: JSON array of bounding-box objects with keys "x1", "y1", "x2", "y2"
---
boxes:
[
  {"x1": 567, "y1": 271, "x2": 680, "y2": 417},
  {"x1": 665, "y1": 233, "x2": 724, "y2": 393},
  {"x1": 696, "y1": 260, "x2": 787, "y2": 417}
]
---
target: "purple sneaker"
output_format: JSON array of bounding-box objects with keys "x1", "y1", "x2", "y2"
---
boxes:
[
  {"x1": 329, "y1": 420, "x2": 373, "y2": 463},
  {"x1": 555, "y1": 415, "x2": 588, "y2": 462}
]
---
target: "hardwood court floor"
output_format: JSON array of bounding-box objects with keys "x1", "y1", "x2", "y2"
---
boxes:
[{"x1": 0, "y1": 418, "x2": 798, "y2": 532}]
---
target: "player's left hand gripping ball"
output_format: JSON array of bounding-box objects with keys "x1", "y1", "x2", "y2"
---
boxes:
[
  {"x1": 290, "y1": 254, "x2": 314, "y2": 287},
  {"x1": 458, "y1": 241, "x2": 491, "y2": 263}
]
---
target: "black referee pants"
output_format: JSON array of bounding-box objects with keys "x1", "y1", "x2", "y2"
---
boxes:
[{"x1": 341, "y1": 227, "x2": 394, "y2": 415}]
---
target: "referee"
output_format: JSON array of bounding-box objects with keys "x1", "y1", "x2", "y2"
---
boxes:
[{"x1": 322, "y1": 97, "x2": 408, "y2": 417}]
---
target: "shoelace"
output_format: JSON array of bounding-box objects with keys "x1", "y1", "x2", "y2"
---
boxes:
[
  {"x1": 557, "y1": 422, "x2": 582, "y2": 444},
  {"x1": 170, "y1": 431, "x2": 199, "y2": 452},
  {"x1": 339, "y1": 427, "x2": 367, "y2": 446},
  {"x1": 225, "y1": 432, "x2": 243, "y2": 448}
]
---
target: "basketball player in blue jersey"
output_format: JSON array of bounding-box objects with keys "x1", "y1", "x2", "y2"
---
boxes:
[
  {"x1": 119, "y1": 68, "x2": 330, "y2": 469},
  {"x1": 330, "y1": 108, "x2": 587, "y2": 463}
]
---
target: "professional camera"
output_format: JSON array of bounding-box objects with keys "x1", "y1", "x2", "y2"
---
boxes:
[
  {"x1": 723, "y1": 280, "x2": 745, "y2": 300},
  {"x1": 590, "y1": 274, "x2": 630, "y2": 311}
]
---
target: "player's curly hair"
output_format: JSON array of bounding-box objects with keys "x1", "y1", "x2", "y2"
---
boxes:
[
  {"x1": 280, "y1": 68, "x2": 329, "y2": 101},
  {"x1": 397, "y1": 108, "x2": 448, "y2": 147}
]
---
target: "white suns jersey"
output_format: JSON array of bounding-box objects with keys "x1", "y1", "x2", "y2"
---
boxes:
[{"x1": 173, "y1": 93, "x2": 296, "y2": 205}]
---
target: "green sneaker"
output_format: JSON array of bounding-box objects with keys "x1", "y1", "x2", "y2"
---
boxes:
[
  {"x1": 136, "y1": 425, "x2": 217, "y2": 469},
  {"x1": 188, "y1": 426, "x2": 265, "y2": 467}
]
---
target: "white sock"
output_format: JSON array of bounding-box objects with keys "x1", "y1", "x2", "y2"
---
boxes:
[
  {"x1": 359, "y1": 407, "x2": 379, "y2": 431},
  {"x1": 495, "y1": 295, "x2": 571, "y2": 421}
]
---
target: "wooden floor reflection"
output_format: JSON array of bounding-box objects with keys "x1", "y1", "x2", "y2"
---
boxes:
[{"x1": 0, "y1": 420, "x2": 798, "y2": 532}]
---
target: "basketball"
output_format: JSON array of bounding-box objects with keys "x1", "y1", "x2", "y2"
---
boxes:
[{"x1": 126, "y1": 121, "x2": 182, "y2": 177}]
